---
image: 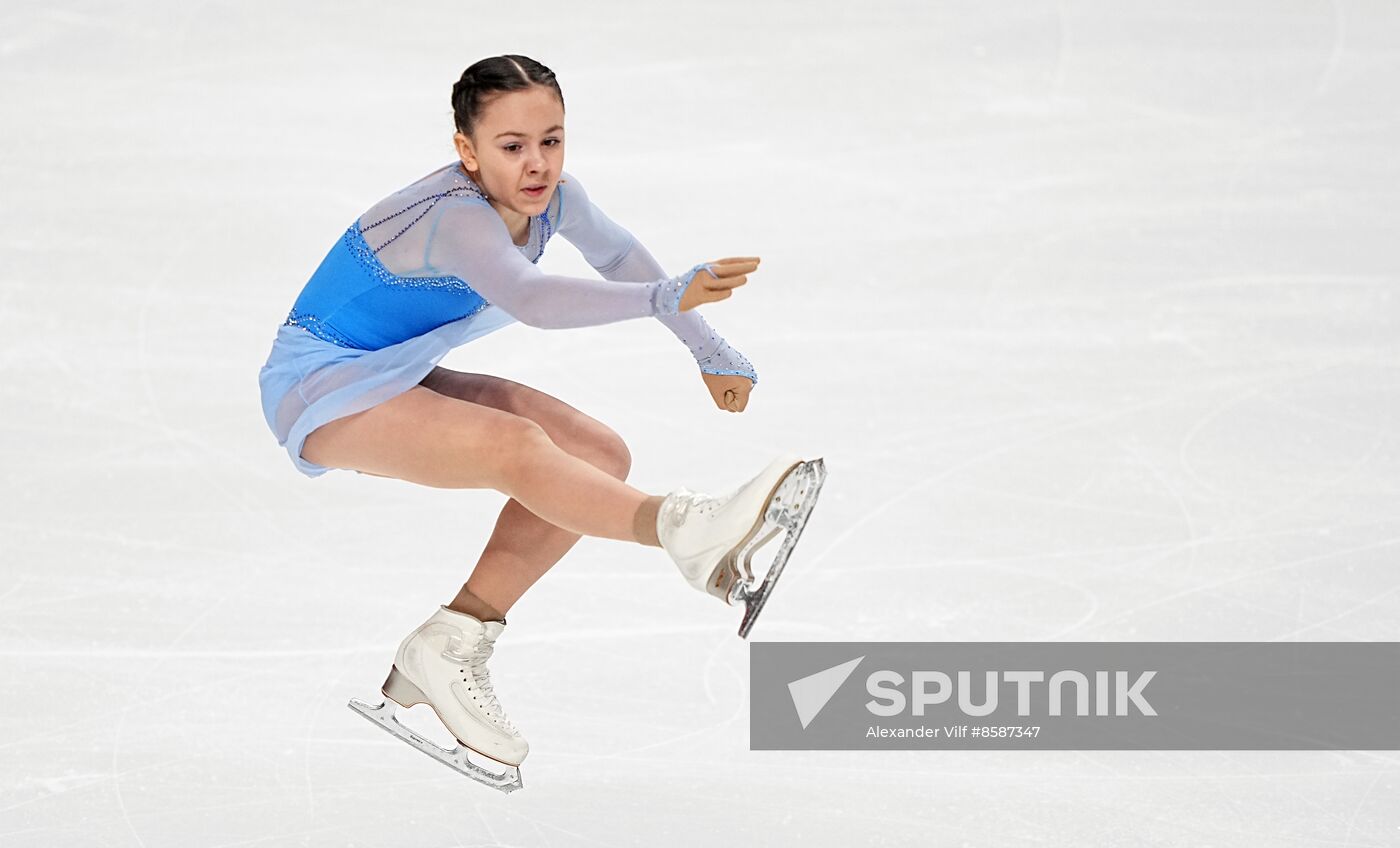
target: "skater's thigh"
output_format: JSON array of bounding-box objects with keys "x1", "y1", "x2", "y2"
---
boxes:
[
  {"x1": 418, "y1": 367, "x2": 630, "y2": 475},
  {"x1": 300, "y1": 385, "x2": 549, "y2": 489}
]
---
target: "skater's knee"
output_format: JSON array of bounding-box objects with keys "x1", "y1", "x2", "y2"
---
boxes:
[
  {"x1": 599, "y1": 432, "x2": 631, "y2": 481},
  {"x1": 491, "y1": 416, "x2": 557, "y2": 485},
  {"x1": 569, "y1": 420, "x2": 630, "y2": 480}
]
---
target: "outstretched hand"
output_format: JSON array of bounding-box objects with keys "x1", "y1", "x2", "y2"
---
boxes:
[
  {"x1": 702, "y1": 371, "x2": 754, "y2": 413},
  {"x1": 679, "y1": 256, "x2": 760, "y2": 312}
]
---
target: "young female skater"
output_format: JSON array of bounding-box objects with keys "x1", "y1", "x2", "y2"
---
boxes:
[{"x1": 257, "y1": 55, "x2": 825, "y2": 791}]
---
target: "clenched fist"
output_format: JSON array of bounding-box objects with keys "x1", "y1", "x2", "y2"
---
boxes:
[{"x1": 702, "y1": 371, "x2": 753, "y2": 413}]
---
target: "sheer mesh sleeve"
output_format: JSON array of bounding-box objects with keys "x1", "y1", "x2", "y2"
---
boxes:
[
  {"x1": 555, "y1": 171, "x2": 758, "y2": 384},
  {"x1": 424, "y1": 196, "x2": 699, "y2": 329}
]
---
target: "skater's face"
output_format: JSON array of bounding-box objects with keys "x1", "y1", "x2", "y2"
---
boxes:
[{"x1": 453, "y1": 86, "x2": 565, "y2": 219}]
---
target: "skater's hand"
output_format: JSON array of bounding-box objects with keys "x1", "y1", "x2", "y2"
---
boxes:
[
  {"x1": 702, "y1": 371, "x2": 753, "y2": 413},
  {"x1": 679, "y1": 257, "x2": 759, "y2": 312}
]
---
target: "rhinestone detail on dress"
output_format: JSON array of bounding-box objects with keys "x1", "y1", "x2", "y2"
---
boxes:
[
  {"x1": 283, "y1": 309, "x2": 365, "y2": 349},
  {"x1": 342, "y1": 225, "x2": 482, "y2": 292},
  {"x1": 696, "y1": 338, "x2": 758, "y2": 384}
]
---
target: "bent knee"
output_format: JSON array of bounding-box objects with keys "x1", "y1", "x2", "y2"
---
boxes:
[
  {"x1": 598, "y1": 430, "x2": 631, "y2": 480},
  {"x1": 491, "y1": 416, "x2": 557, "y2": 481},
  {"x1": 569, "y1": 419, "x2": 630, "y2": 480}
]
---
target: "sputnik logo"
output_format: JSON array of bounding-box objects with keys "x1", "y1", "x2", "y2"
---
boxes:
[{"x1": 787, "y1": 656, "x2": 865, "y2": 729}]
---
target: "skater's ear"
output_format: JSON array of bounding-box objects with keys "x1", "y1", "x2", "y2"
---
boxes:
[{"x1": 453, "y1": 131, "x2": 479, "y2": 170}]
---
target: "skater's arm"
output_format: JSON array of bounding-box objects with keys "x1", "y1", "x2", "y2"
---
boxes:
[
  {"x1": 555, "y1": 171, "x2": 758, "y2": 384},
  {"x1": 429, "y1": 198, "x2": 708, "y2": 329}
]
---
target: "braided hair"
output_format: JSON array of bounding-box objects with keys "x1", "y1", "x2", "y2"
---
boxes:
[{"x1": 451, "y1": 55, "x2": 565, "y2": 140}]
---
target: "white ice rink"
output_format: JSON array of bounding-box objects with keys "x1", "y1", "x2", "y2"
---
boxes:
[{"x1": 3, "y1": 1, "x2": 1399, "y2": 845}]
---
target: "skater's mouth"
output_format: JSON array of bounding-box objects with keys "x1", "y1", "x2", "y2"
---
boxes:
[{"x1": 522, "y1": 185, "x2": 547, "y2": 197}]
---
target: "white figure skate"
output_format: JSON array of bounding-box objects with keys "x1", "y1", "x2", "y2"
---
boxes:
[
  {"x1": 657, "y1": 454, "x2": 828, "y2": 638},
  {"x1": 348, "y1": 606, "x2": 527, "y2": 793}
]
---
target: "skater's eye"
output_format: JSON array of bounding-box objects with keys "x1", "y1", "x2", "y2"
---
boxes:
[{"x1": 503, "y1": 139, "x2": 561, "y2": 153}]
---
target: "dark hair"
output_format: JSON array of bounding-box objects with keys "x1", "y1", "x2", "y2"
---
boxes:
[{"x1": 451, "y1": 55, "x2": 565, "y2": 139}]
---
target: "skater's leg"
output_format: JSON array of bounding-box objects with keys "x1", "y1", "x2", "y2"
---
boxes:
[
  {"x1": 415, "y1": 367, "x2": 657, "y2": 618},
  {"x1": 299, "y1": 383, "x2": 659, "y2": 543},
  {"x1": 452, "y1": 495, "x2": 662, "y2": 618}
]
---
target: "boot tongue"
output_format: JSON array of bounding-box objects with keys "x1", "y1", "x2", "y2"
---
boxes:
[
  {"x1": 436, "y1": 606, "x2": 507, "y2": 643},
  {"x1": 482, "y1": 619, "x2": 507, "y2": 642}
]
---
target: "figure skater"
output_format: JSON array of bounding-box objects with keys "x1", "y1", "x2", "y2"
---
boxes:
[{"x1": 257, "y1": 55, "x2": 825, "y2": 792}]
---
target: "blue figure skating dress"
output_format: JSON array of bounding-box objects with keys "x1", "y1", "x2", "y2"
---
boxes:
[{"x1": 258, "y1": 162, "x2": 756, "y2": 477}]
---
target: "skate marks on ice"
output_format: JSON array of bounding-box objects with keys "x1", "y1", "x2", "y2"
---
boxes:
[{"x1": 733, "y1": 458, "x2": 828, "y2": 639}]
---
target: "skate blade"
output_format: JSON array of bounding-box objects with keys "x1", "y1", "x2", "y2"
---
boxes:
[
  {"x1": 731, "y1": 457, "x2": 828, "y2": 639},
  {"x1": 706, "y1": 457, "x2": 806, "y2": 604},
  {"x1": 347, "y1": 697, "x2": 524, "y2": 794}
]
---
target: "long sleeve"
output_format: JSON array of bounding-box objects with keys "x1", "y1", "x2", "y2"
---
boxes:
[
  {"x1": 555, "y1": 171, "x2": 758, "y2": 383},
  {"x1": 425, "y1": 196, "x2": 696, "y2": 329}
]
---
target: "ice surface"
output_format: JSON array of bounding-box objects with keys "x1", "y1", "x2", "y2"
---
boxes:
[{"x1": 2, "y1": 1, "x2": 1398, "y2": 845}]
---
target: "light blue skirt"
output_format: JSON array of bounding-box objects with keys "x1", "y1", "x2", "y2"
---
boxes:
[{"x1": 257, "y1": 307, "x2": 516, "y2": 477}]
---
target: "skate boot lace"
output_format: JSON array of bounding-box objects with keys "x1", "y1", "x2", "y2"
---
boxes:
[
  {"x1": 446, "y1": 637, "x2": 520, "y2": 736},
  {"x1": 665, "y1": 488, "x2": 731, "y2": 527}
]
